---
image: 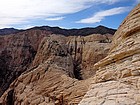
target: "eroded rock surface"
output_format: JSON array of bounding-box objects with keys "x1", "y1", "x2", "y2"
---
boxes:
[
  {"x1": 0, "y1": 36, "x2": 92, "y2": 105},
  {"x1": 2, "y1": 4, "x2": 140, "y2": 105},
  {"x1": 67, "y1": 34, "x2": 112, "y2": 79},
  {"x1": 0, "y1": 29, "x2": 112, "y2": 104},
  {"x1": 79, "y1": 4, "x2": 140, "y2": 105},
  {"x1": 0, "y1": 29, "x2": 51, "y2": 96}
]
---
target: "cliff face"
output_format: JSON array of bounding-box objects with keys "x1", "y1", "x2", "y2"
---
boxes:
[
  {"x1": 0, "y1": 4, "x2": 139, "y2": 105},
  {"x1": 79, "y1": 4, "x2": 140, "y2": 105},
  {"x1": 0, "y1": 26, "x2": 114, "y2": 97},
  {"x1": 30, "y1": 33, "x2": 112, "y2": 80},
  {"x1": 0, "y1": 26, "x2": 113, "y2": 104},
  {"x1": 66, "y1": 34, "x2": 112, "y2": 79},
  {"x1": 0, "y1": 29, "x2": 51, "y2": 96},
  {"x1": 0, "y1": 33, "x2": 112, "y2": 104}
]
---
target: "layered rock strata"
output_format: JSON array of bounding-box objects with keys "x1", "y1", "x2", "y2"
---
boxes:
[
  {"x1": 0, "y1": 32, "x2": 112, "y2": 104},
  {"x1": 0, "y1": 29, "x2": 51, "y2": 96},
  {"x1": 66, "y1": 34, "x2": 112, "y2": 79},
  {"x1": 79, "y1": 4, "x2": 140, "y2": 105},
  {"x1": 1, "y1": 4, "x2": 139, "y2": 104}
]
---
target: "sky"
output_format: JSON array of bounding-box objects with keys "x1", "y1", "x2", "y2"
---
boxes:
[{"x1": 0, "y1": 0, "x2": 139, "y2": 29}]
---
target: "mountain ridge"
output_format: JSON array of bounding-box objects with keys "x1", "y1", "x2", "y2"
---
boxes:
[
  {"x1": 0, "y1": 25, "x2": 116, "y2": 36},
  {"x1": 0, "y1": 28, "x2": 20, "y2": 35}
]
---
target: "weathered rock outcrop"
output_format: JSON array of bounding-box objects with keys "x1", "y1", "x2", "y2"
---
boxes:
[
  {"x1": 1, "y1": 4, "x2": 139, "y2": 104},
  {"x1": 79, "y1": 4, "x2": 140, "y2": 105},
  {"x1": 0, "y1": 36, "x2": 91, "y2": 105},
  {"x1": 0, "y1": 31, "x2": 112, "y2": 104},
  {"x1": 0, "y1": 29, "x2": 51, "y2": 96},
  {"x1": 0, "y1": 24, "x2": 115, "y2": 98},
  {"x1": 67, "y1": 34, "x2": 112, "y2": 79},
  {"x1": 1, "y1": 4, "x2": 139, "y2": 105}
]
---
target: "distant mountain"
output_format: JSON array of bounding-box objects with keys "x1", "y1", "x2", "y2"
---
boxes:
[
  {"x1": 30, "y1": 25, "x2": 116, "y2": 36},
  {"x1": 0, "y1": 25, "x2": 116, "y2": 36},
  {"x1": 0, "y1": 28, "x2": 21, "y2": 35}
]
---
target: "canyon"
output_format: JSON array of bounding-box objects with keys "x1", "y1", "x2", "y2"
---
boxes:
[
  {"x1": 0, "y1": 25, "x2": 114, "y2": 105},
  {"x1": 0, "y1": 4, "x2": 140, "y2": 105}
]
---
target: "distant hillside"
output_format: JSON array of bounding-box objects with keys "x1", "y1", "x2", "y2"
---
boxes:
[
  {"x1": 30, "y1": 25, "x2": 116, "y2": 36},
  {"x1": 0, "y1": 25, "x2": 116, "y2": 36},
  {"x1": 0, "y1": 28, "x2": 21, "y2": 35}
]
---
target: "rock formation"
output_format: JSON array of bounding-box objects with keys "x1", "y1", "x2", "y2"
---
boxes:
[
  {"x1": 0, "y1": 26, "x2": 112, "y2": 104},
  {"x1": 0, "y1": 3, "x2": 139, "y2": 105},
  {"x1": 66, "y1": 34, "x2": 112, "y2": 79},
  {"x1": 0, "y1": 33, "x2": 112, "y2": 104},
  {"x1": 0, "y1": 25, "x2": 114, "y2": 94},
  {"x1": 79, "y1": 4, "x2": 140, "y2": 105},
  {"x1": 0, "y1": 29, "x2": 52, "y2": 96}
]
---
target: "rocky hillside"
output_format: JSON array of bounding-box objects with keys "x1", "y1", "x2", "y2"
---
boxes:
[
  {"x1": 0, "y1": 29, "x2": 52, "y2": 96},
  {"x1": 0, "y1": 26, "x2": 113, "y2": 102},
  {"x1": 0, "y1": 34, "x2": 112, "y2": 104},
  {"x1": 0, "y1": 4, "x2": 139, "y2": 105},
  {"x1": 79, "y1": 4, "x2": 140, "y2": 105}
]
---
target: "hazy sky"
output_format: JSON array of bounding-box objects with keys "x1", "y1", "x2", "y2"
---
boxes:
[{"x1": 0, "y1": 0, "x2": 139, "y2": 29}]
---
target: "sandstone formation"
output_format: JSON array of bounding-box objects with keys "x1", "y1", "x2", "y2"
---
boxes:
[
  {"x1": 1, "y1": 4, "x2": 139, "y2": 105},
  {"x1": 0, "y1": 34, "x2": 112, "y2": 104},
  {"x1": 0, "y1": 37, "x2": 91, "y2": 104},
  {"x1": 0, "y1": 29, "x2": 52, "y2": 96},
  {"x1": 66, "y1": 34, "x2": 112, "y2": 79},
  {"x1": 0, "y1": 26, "x2": 113, "y2": 104},
  {"x1": 79, "y1": 4, "x2": 140, "y2": 105}
]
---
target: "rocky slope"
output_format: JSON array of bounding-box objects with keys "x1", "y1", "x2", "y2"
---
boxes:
[
  {"x1": 0, "y1": 33, "x2": 112, "y2": 105},
  {"x1": 0, "y1": 29, "x2": 52, "y2": 96},
  {"x1": 0, "y1": 25, "x2": 113, "y2": 104},
  {"x1": 0, "y1": 4, "x2": 139, "y2": 105},
  {"x1": 79, "y1": 4, "x2": 140, "y2": 105}
]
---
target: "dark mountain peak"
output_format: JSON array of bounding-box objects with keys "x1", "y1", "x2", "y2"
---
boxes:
[
  {"x1": 28, "y1": 25, "x2": 116, "y2": 36},
  {"x1": 95, "y1": 25, "x2": 113, "y2": 30},
  {"x1": 0, "y1": 28, "x2": 21, "y2": 35},
  {"x1": 96, "y1": 25, "x2": 106, "y2": 28},
  {"x1": 0, "y1": 25, "x2": 116, "y2": 36}
]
